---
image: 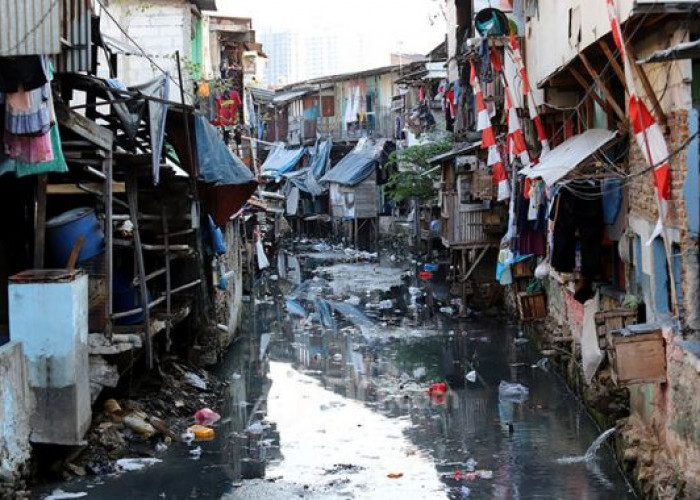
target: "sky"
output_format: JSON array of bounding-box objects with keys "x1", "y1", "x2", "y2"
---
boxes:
[{"x1": 214, "y1": 0, "x2": 447, "y2": 56}]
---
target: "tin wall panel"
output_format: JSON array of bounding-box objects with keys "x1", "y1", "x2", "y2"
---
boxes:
[
  {"x1": 0, "y1": 0, "x2": 61, "y2": 56},
  {"x1": 56, "y1": 0, "x2": 92, "y2": 72}
]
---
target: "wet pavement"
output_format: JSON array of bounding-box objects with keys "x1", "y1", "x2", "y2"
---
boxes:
[{"x1": 41, "y1": 242, "x2": 635, "y2": 499}]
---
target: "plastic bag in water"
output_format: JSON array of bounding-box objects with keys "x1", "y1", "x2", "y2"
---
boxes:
[{"x1": 498, "y1": 381, "x2": 529, "y2": 402}]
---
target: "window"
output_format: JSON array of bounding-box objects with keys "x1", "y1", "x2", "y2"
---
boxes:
[
  {"x1": 457, "y1": 175, "x2": 474, "y2": 204},
  {"x1": 322, "y1": 95, "x2": 335, "y2": 117}
]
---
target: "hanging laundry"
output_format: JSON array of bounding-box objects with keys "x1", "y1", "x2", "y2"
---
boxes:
[
  {"x1": 0, "y1": 56, "x2": 67, "y2": 177},
  {"x1": 550, "y1": 185, "x2": 603, "y2": 278},
  {"x1": 197, "y1": 81, "x2": 210, "y2": 97},
  {"x1": 4, "y1": 84, "x2": 51, "y2": 136},
  {"x1": 0, "y1": 56, "x2": 47, "y2": 92}
]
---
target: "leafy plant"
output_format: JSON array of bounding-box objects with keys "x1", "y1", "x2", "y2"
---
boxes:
[{"x1": 383, "y1": 136, "x2": 453, "y2": 202}]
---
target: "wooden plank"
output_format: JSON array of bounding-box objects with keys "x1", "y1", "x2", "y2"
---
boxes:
[
  {"x1": 47, "y1": 182, "x2": 126, "y2": 195},
  {"x1": 613, "y1": 336, "x2": 666, "y2": 385},
  {"x1": 579, "y1": 53, "x2": 629, "y2": 126},
  {"x1": 598, "y1": 39, "x2": 627, "y2": 88},
  {"x1": 104, "y1": 153, "x2": 114, "y2": 339},
  {"x1": 569, "y1": 67, "x2": 610, "y2": 113},
  {"x1": 625, "y1": 42, "x2": 667, "y2": 127},
  {"x1": 126, "y1": 170, "x2": 153, "y2": 369},
  {"x1": 54, "y1": 101, "x2": 113, "y2": 151},
  {"x1": 33, "y1": 174, "x2": 47, "y2": 269}
]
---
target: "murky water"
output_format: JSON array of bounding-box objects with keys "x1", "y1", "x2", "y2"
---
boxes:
[{"x1": 41, "y1": 245, "x2": 634, "y2": 499}]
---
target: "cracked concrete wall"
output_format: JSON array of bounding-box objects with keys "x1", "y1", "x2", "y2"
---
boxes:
[{"x1": 0, "y1": 342, "x2": 32, "y2": 485}]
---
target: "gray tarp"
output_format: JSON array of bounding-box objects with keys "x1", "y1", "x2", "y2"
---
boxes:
[
  {"x1": 320, "y1": 138, "x2": 387, "y2": 187},
  {"x1": 194, "y1": 115, "x2": 255, "y2": 185}
]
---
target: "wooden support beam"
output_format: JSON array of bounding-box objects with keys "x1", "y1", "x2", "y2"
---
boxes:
[
  {"x1": 33, "y1": 174, "x2": 47, "y2": 269},
  {"x1": 625, "y1": 42, "x2": 667, "y2": 127},
  {"x1": 569, "y1": 67, "x2": 609, "y2": 112},
  {"x1": 579, "y1": 53, "x2": 629, "y2": 126},
  {"x1": 598, "y1": 39, "x2": 627, "y2": 88},
  {"x1": 126, "y1": 170, "x2": 153, "y2": 369}
]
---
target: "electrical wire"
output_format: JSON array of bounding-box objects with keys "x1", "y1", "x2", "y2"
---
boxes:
[
  {"x1": 3, "y1": 0, "x2": 60, "y2": 54},
  {"x1": 95, "y1": 0, "x2": 197, "y2": 101}
]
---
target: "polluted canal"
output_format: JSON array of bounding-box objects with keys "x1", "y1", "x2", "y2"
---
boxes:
[{"x1": 44, "y1": 241, "x2": 634, "y2": 499}]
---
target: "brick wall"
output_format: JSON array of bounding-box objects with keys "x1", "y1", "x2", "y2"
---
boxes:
[{"x1": 628, "y1": 109, "x2": 689, "y2": 229}]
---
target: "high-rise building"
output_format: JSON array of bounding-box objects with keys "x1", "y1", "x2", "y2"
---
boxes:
[{"x1": 259, "y1": 29, "x2": 392, "y2": 86}]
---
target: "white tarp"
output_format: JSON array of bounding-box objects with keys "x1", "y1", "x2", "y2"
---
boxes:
[
  {"x1": 581, "y1": 293, "x2": 604, "y2": 384},
  {"x1": 522, "y1": 129, "x2": 617, "y2": 186}
]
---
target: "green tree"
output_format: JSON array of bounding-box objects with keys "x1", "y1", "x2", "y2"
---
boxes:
[{"x1": 383, "y1": 136, "x2": 453, "y2": 202}]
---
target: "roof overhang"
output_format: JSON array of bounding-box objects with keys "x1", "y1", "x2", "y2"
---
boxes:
[
  {"x1": 428, "y1": 142, "x2": 481, "y2": 164},
  {"x1": 521, "y1": 129, "x2": 617, "y2": 186},
  {"x1": 639, "y1": 38, "x2": 700, "y2": 63}
]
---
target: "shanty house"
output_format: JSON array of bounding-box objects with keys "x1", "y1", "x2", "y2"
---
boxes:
[{"x1": 320, "y1": 138, "x2": 391, "y2": 248}]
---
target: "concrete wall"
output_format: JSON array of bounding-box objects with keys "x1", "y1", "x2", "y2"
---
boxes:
[
  {"x1": 99, "y1": 0, "x2": 195, "y2": 103},
  {"x1": 0, "y1": 342, "x2": 32, "y2": 488},
  {"x1": 8, "y1": 274, "x2": 91, "y2": 445}
]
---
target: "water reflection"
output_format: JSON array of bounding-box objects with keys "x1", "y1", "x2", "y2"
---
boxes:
[{"x1": 256, "y1": 245, "x2": 634, "y2": 499}]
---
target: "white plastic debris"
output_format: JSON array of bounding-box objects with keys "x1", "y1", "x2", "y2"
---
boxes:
[
  {"x1": 247, "y1": 422, "x2": 265, "y2": 435},
  {"x1": 184, "y1": 372, "x2": 207, "y2": 390},
  {"x1": 332, "y1": 353, "x2": 343, "y2": 362},
  {"x1": 189, "y1": 446, "x2": 202, "y2": 458},
  {"x1": 439, "y1": 306, "x2": 454, "y2": 315},
  {"x1": 513, "y1": 337, "x2": 529, "y2": 345},
  {"x1": 45, "y1": 490, "x2": 88, "y2": 500},
  {"x1": 116, "y1": 458, "x2": 162, "y2": 472},
  {"x1": 379, "y1": 299, "x2": 393, "y2": 310},
  {"x1": 345, "y1": 295, "x2": 361, "y2": 306},
  {"x1": 466, "y1": 370, "x2": 477, "y2": 383},
  {"x1": 498, "y1": 381, "x2": 530, "y2": 402},
  {"x1": 155, "y1": 442, "x2": 168, "y2": 453},
  {"x1": 181, "y1": 431, "x2": 195, "y2": 444}
]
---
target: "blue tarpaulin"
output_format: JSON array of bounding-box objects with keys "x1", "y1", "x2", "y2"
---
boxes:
[
  {"x1": 284, "y1": 138, "x2": 332, "y2": 196},
  {"x1": 320, "y1": 138, "x2": 387, "y2": 187},
  {"x1": 194, "y1": 116, "x2": 255, "y2": 186},
  {"x1": 262, "y1": 144, "x2": 305, "y2": 177},
  {"x1": 309, "y1": 139, "x2": 332, "y2": 179}
]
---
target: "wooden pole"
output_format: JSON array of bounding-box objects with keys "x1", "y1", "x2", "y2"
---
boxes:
[
  {"x1": 33, "y1": 174, "x2": 47, "y2": 269},
  {"x1": 579, "y1": 53, "x2": 629, "y2": 126},
  {"x1": 104, "y1": 153, "x2": 113, "y2": 339},
  {"x1": 162, "y1": 204, "x2": 172, "y2": 351},
  {"x1": 127, "y1": 170, "x2": 153, "y2": 369}
]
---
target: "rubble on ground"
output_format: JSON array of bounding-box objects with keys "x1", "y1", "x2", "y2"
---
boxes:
[{"x1": 61, "y1": 357, "x2": 226, "y2": 479}]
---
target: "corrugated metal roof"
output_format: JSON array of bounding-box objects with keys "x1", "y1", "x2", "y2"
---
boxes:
[
  {"x1": 0, "y1": 0, "x2": 62, "y2": 56},
  {"x1": 639, "y1": 39, "x2": 700, "y2": 63},
  {"x1": 522, "y1": 129, "x2": 617, "y2": 186},
  {"x1": 428, "y1": 142, "x2": 480, "y2": 164},
  {"x1": 56, "y1": 0, "x2": 92, "y2": 72}
]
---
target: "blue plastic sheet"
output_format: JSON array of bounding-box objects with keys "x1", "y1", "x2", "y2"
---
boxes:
[
  {"x1": 194, "y1": 115, "x2": 255, "y2": 186},
  {"x1": 262, "y1": 145, "x2": 305, "y2": 177},
  {"x1": 320, "y1": 139, "x2": 387, "y2": 187},
  {"x1": 286, "y1": 299, "x2": 307, "y2": 318}
]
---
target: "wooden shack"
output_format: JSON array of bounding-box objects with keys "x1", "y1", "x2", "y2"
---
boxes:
[
  {"x1": 320, "y1": 138, "x2": 390, "y2": 249},
  {"x1": 428, "y1": 142, "x2": 507, "y2": 296}
]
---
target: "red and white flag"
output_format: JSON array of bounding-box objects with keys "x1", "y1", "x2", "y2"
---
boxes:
[
  {"x1": 606, "y1": 0, "x2": 670, "y2": 222},
  {"x1": 470, "y1": 62, "x2": 492, "y2": 131},
  {"x1": 508, "y1": 31, "x2": 550, "y2": 154},
  {"x1": 471, "y1": 61, "x2": 510, "y2": 201}
]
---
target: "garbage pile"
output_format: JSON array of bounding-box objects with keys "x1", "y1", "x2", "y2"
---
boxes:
[{"x1": 63, "y1": 358, "x2": 226, "y2": 478}]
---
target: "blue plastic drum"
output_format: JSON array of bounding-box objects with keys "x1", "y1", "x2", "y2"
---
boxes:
[{"x1": 46, "y1": 207, "x2": 105, "y2": 267}]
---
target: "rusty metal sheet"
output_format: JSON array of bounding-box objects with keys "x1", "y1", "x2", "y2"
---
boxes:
[
  {"x1": 9, "y1": 269, "x2": 84, "y2": 283},
  {"x1": 0, "y1": 0, "x2": 62, "y2": 56}
]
